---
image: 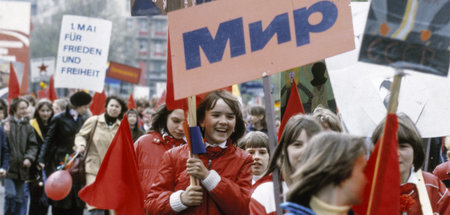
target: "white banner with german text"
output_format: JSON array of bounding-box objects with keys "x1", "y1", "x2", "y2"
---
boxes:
[{"x1": 55, "y1": 15, "x2": 111, "y2": 92}]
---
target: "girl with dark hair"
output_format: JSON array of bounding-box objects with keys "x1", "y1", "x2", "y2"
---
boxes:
[
  {"x1": 249, "y1": 114, "x2": 322, "y2": 215},
  {"x1": 127, "y1": 109, "x2": 144, "y2": 142},
  {"x1": 74, "y1": 95, "x2": 127, "y2": 215},
  {"x1": 145, "y1": 90, "x2": 253, "y2": 214},
  {"x1": 37, "y1": 91, "x2": 92, "y2": 215},
  {"x1": 282, "y1": 132, "x2": 367, "y2": 215},
  {"x1": 29, "y1": 99, "x2": 54, "y2": 215},
  {"x1": 371, "y1": 113, "x2": 449, "y2": 215},
  {"x1": 247, "y1": 105, "x2": 268, "y2": 134},
  {"x1": 134, "y1": 104, "x2": 186, "y2": 198},
  {"x1": 4, "y1": 97, "x2": 38, "y2": 215}
]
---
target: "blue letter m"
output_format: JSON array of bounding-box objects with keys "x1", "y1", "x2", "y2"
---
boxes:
[{"x1": 183, "y1": 17, "x2": 245, "y2": 70}]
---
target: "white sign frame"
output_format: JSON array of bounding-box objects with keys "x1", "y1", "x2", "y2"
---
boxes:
[{"x1": 55, "y1": 15, "x2": 112, "y2": 92}]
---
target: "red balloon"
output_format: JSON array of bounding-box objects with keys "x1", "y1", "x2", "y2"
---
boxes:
[{"x1": 45, "y1": 170, "x2": 73, "y2": 200}]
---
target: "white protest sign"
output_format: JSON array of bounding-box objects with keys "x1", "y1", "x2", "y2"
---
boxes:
[
  {"x1": 55, "y1": 15, "x2": 111, "y2": 92},
  {"x1": 134, "y1": 85, "x2": 150, "y2": 99},
  {"x1": 326, "y1": 2, "x2": 450, "y2": 138},
  {"x1": 30, "y1": 57, "x2": 55, "y2": 83}
]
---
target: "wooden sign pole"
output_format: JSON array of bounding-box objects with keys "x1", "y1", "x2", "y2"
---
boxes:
[
  {"x1": 263, "y1": 75, "x2": 283, "y2": 215},
  {"x1": 187, "y1": 96, "x2": 200, "y2": 186}
]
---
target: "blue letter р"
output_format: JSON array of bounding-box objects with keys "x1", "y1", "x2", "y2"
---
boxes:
[{"x1": 293, "y1": 1, "x2": 338, "y2": 47}]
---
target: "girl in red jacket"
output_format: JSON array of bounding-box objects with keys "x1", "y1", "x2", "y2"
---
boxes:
[
  {"x1": 145, "y1": 90, "x2": 253, "y2": 215},
  {"x1": 372, "y1": 113, "x2": 449, "y2": 215},
  {"x1": 134, "y1": 104, "x2": 186, "y2": 198}
]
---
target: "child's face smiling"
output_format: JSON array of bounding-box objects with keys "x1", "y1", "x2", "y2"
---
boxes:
[{"x1": 200, "y1": 99, "x2": 236, "y2": 145}]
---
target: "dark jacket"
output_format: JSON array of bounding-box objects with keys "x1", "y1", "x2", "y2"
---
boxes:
[
  {"x1": 0, "y1": 126, "x2": 9, "y2": 171},
  {"x1": 37, "y1": 108, "x2": 88, "y2": 209},
  {"x1": 29, "y1": 118, "x2": 50, "y2": 181},
  {"x1": 6, "y1": 117, "x2": 38, "y2": 181},
  {"x1": 38, "y1": 108, "x2": 87, "y2": 175}
]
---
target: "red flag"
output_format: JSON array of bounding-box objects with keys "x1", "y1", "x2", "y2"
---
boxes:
[
  {"x1": 37, "y1": 89, "x2": 48, "y2": 100},
  {"x1": 48, "y1": 75, "x2": 58, "y2": 102},
  {"x1": 166, "y1": 36, "x2": 187, "y2": 110},
  {"x1": 78, "y1": 117, "x2": 144, "y2": 214},
  {"x1": 353, "y1": 113, "x2": 400, "y2": 214},
  {"x1": 90, "y1": 91, "x2": 107, "y2": 115},
  {"x1": 36, "y1": 76, "x2": 57, "y2": 101},
  {"x1": 8, "y1": 63, "x2": 21, "y2": 101},
  {"x1": 277, "y1": 80, "x2": 305, "y2": 141},
  {"x1": 127, "y1": 94, "x2": 137, "y2": 110}
]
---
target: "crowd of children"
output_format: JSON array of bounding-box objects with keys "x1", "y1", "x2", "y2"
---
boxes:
[{"x1": 0, "y1": 89, "x2": 449, "y2": 215}]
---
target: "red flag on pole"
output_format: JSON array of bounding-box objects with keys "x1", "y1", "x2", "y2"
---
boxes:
[
  {"x1": 353, "y1": 113, "x2": 400, "y2": 214},
  {"x1": 78, "y1": 117, "x2": 144, "y2": 215},
  {"x1": 90, "y1": 91, "x2": 107, "y2": 115},
  {"x1": 48, "y1": 75, "x2": 58, "y2": 102},
  {"x1": 277, "y1": 79, "x2": 305, "y2": 141},
  {"x1": 166, "y1": 36, "x2": 188, "y2": 110},
  {"x1": 8, "y1": 62, "x2": 21, "y2": 101},
  {"x1": 127, "y1": 94, "x2": 137, "y2": 110}
]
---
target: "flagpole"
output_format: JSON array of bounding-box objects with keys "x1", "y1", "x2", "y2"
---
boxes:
[
  {"x1": 367, "y1": 69, "x2": 403, "y2": 214},
  {"x1": 262, "y1": 74, "x2": 283, "y2": 215},
  {"x1": 187, "y1": 96, "x2": 200, "y2": 186},
  {"x1": 415, "y1": 169, "x2": 433, "y2": 214}
]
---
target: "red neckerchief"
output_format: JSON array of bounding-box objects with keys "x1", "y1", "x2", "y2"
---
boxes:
[
  {"x1": 400, "y1": 183, "x2": 416, "y2": 212},
  {"x1": 202, "y1": 139, "x2": 233, "y2": 160},
  {"x1": 163, "y1": 134, "x2": 185, "y2": 148}
]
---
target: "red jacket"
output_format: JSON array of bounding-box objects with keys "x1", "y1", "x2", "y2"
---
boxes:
[
  {"x1": 145, "y1": 141, "x2": 253, "y2": 215},
  {"x1": 249, "y1": 174, "x2": 276, "y2": 215},
  {"x1": 401, "y1": 171, "x2": 449, "y2": 215},
  {"x1": 134, "y1": 132, "x2": 185, "y2": 197},
  {"x1": 249, "y1": 174, "x2": 288, "y2": 215},
  {"x1": 432, "y1": 161, "x2": 450, "y2": 188}
]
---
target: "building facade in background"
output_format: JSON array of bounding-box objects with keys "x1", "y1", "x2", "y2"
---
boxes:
[
  {"x1": 124, "y1": 15, "x2": 168, "y2": 98},
  {"x1": 28, "y1": 0, "x2": 168, "y2": 99}
]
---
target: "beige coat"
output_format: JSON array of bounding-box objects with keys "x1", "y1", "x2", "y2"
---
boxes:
[{"x1": 75, "y1": 114, "x2": 120, "y2": 212}]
